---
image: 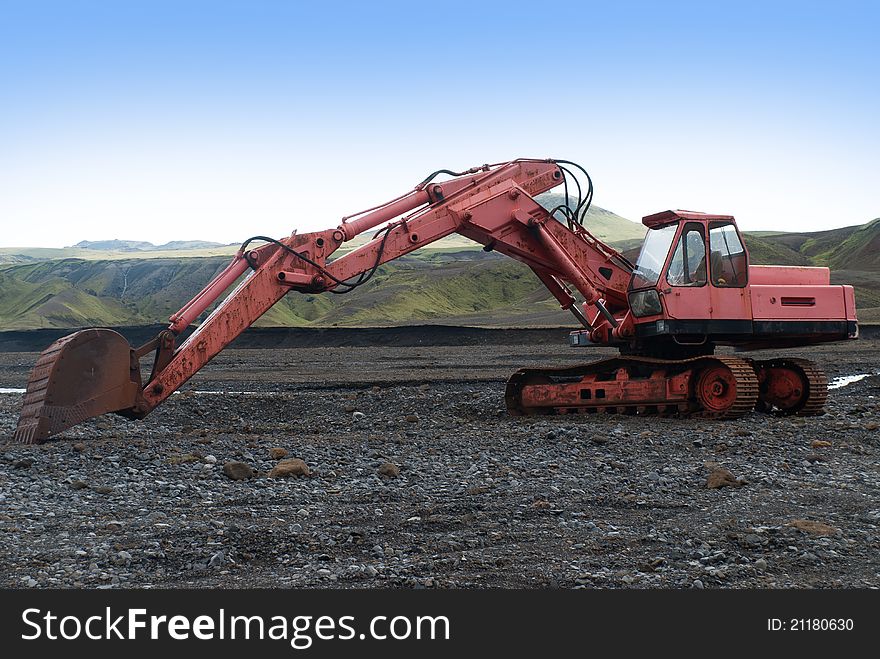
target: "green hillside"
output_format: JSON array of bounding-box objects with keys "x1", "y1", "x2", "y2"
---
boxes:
[
  {"x1": 824, "y1": 218, "x2": 880, "y2": 271},
  {"x1": 746, "y1": 223, "x2": 866, "y2": 264},
  {"x1": 0, "y1": 252, "x2": 561, "y2": 329},
  {"x1": 741, "y1": 234, "x2": 812, "y2": 266},
  {"x1": 0, "y1": 268, "x2": 138, "y2": 330}
]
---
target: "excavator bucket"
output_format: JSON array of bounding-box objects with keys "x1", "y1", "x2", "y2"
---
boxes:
[{"x1": 13, "y1": 329, "x2": 141, "y2": 444}]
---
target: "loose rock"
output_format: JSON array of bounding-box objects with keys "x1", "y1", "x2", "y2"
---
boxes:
[
  {"x1": 223, "y1": 461, "x2": 256, "y2": 480},
  {"x1": 0, "y1": 337, "x2": 876, "y2": 590},
  {"x1": 377, "y1": 462, "x2": 400, "y2": 478},
  {"x1": 706, "y1": 467, "x2": 746, "y2": 489},
  {"x1": 269, "y1": 458, "x2": 310, "y2": 478},
  {"x1": 786, "y1": 519, "x2": 837, "y2": 536}
]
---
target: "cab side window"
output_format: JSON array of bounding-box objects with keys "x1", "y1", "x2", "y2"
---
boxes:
[
  {"x1": 666, "y1": 224, "x2": 706, "y2": 287},
  {"x1": 708, "y1": 223, "x2": 748, "y2": 287}
]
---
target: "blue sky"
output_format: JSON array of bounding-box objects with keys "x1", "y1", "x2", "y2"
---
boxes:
[{"x1": 0, "y1": 0, "x2": 877, "y2": 246}]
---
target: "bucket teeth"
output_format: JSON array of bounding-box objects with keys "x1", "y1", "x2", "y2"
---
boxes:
[{"x1": 12, "y1": 421, "x2": 40, "y2": 445}]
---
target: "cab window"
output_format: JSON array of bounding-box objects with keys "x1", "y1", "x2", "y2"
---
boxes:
[
  {"x1": 708, "y1": 222, "x2": 748, "y2": 287},
  {"x1": 630, "y1": 223, "x2": 677, "y2": 289},
  {"x1": 666, "y1": 223, "x2": 706, "y2": 287}
]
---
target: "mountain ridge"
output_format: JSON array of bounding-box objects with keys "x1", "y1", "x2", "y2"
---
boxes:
[{"x1": 72, "y1": 239, "x2": 231, "y2": 251}]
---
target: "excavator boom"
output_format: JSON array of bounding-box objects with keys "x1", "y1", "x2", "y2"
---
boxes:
[{"x1": 14, "y1": 159, "x2": 632, "y2": 443}]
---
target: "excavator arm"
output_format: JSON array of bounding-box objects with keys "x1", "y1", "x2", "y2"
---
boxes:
[{"x1": 14, "y1": 158, "x2": 634, "y2": 444}]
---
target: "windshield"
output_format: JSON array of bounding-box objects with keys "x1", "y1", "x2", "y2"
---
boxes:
[{"x1": 629, "y1": 224, "x2": 677, "y2": 289}]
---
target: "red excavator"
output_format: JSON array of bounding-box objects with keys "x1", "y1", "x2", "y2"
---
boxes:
[{"x1": 13, "y1": 158, "x2": 858, "y2": 444}]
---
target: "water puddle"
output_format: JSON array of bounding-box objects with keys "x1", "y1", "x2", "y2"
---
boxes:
[{"x1": 828, "y1": 373, "x2": 877, "y2": 389}]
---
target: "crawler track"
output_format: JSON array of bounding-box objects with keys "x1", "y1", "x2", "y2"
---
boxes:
[{"x1": 505, "y1": 354, "x2": 759, "y2": 419}]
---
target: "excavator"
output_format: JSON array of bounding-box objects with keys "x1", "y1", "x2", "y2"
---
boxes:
[{"x1": 13, "y1": 158, "x2": 858, "y2": 444}]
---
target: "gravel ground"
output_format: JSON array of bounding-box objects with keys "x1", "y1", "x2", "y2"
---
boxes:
[{"x1": 0, "y1": 335, "x2": 878, "y2": 589}]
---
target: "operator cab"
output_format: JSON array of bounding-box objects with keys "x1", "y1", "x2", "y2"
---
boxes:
[{"x1": 628, "y1": 210, "x2": 749, "y2": 318}]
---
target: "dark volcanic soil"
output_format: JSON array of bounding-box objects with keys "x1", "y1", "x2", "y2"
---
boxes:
[{"x1": 0, "y1": 334, "x2": 878, "y2": 589}]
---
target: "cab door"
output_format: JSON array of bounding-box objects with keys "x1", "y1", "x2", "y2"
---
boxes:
[
  {"x1": 659, "y1": 222, "x2": 710, "y2": 320},
  {"x1": 706, "y1": 221, "x2": 751, "y2": 321}
]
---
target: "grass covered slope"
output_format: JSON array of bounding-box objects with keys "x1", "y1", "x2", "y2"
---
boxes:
[
  {"x1": 824, "y1": 218, "x2": 880, "y2": 271},
  {"x1": 0, "y1": 268, "x2": 142, "y2": 329},
  {"x1": 746, "y1": 220, "x2": 880, "y2": 267},
  {"x1": 741, "y1": 234, "x2": 812, "y2": 266},
  {"x1": 0, "y1": 252, "x2": 562, "y2": 329}
]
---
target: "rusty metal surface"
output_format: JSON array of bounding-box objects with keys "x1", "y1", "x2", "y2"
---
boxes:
[
  {"x1": 13, "y1": 329, "x2": 140, "y2": 444},
  {"x1": 506, "y1": 354, "x2": 759, "y2": 419},
  {"x1": 754, "y1": 357, "x2": 828, "y2": 416},
  {"x1": 642, "y1": 209, "x2": 735, "y2": 228}
]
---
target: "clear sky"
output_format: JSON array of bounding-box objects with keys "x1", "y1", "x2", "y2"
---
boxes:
[{"x1": 0, "y1": 0, "x2": 877, "y2": 247}]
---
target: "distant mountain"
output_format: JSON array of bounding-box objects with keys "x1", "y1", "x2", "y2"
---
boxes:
[
  {"x1": 73, "y1": 239, "x2": 155, "y2": 251},
  {"x1": 71, "y1": 239, "x2": 228, "y2": 251},
  {"x1": 154, "y1": 240, "x2": 229, "y2": 251}
]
